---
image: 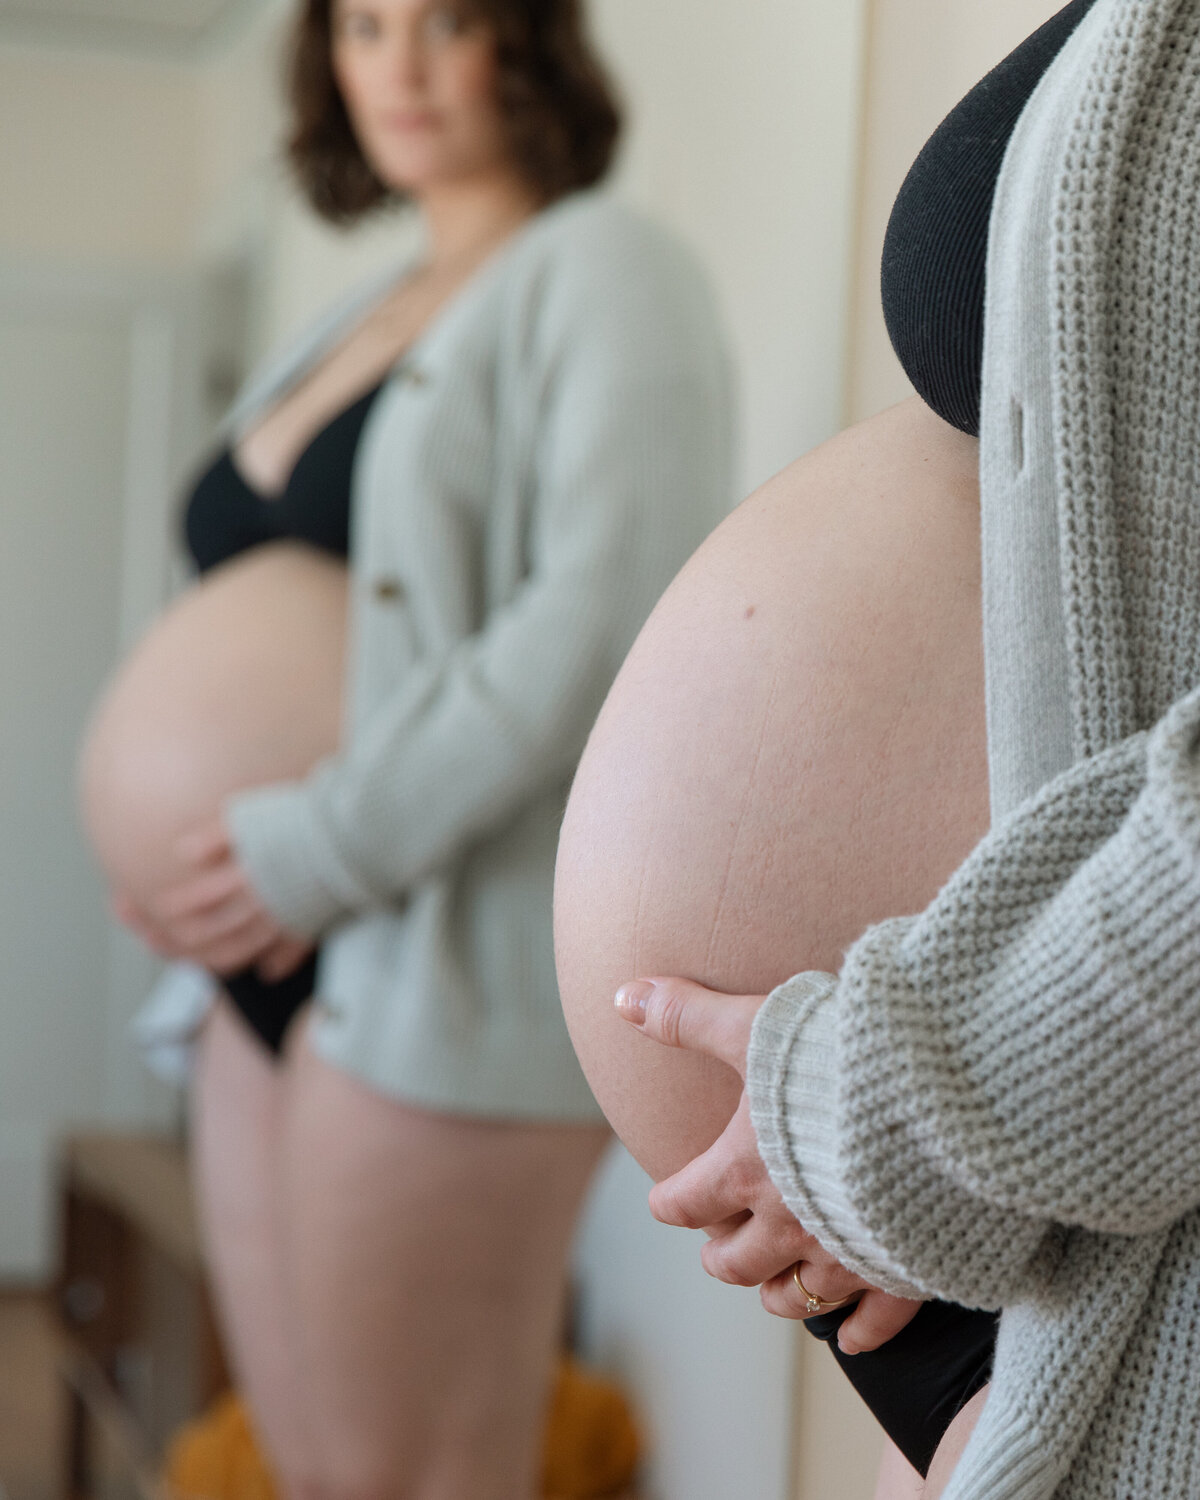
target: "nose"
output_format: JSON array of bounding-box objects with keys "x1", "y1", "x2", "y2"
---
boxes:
[{"x1": 383, "y1": 18, "x2": 426, "y2": 90}]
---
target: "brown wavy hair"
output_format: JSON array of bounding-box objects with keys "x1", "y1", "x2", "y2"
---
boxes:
[{"x1": 287, "y1": 0, "x2": 623, "y2": 225}]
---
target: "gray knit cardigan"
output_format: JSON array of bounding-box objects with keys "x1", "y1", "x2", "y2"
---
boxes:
[
  {"x1": 222, "y1": 193, "x2": 733, "y2": 1117},
  {"x1": 747, "y1": 2, "x2": 1200, "y2": 1494}
]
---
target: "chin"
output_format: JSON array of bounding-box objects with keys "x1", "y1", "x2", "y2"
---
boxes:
[{"x1": 366, "y1": 139, "x2": 515, "y2": 202}]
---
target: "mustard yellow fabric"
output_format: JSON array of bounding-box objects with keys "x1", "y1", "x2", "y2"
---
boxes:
[{"x1": 165, "y1": 1358, "x2": 640, "y2": 1499}]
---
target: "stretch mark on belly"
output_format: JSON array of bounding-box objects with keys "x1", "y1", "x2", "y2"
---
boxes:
[
  {"x1": 702, "y1": 664, "x2": 781, "y2": 978},
  {"x1": 630, "y1": 834, "x2": 650, "y2": 982}
]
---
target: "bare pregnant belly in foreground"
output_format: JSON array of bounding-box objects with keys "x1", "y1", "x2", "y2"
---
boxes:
[
  {"x1": 555, "y1": 400, "x2": 990, "y2": 1181},
  {"x1": 79, "y1": 542, "x2": 347, "y2": 905}
]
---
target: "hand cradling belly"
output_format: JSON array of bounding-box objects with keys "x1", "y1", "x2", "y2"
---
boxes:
[
  {"x1": 554, "y1": 399, "x2": 990, "y2": 1179},
  {"x1": 79, "y1": 542, "x2": 348, "y2": 904}
]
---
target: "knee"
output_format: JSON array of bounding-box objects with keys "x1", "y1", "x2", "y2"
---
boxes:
[
  {"x1": 272, "y1": 1453, "x2": 407, "y2": 1500},
  {"x1": 274, "y1": 1470, "x2": 336, "y2": 1500},
  {"x1": 278, "y1": 1476, "x2": 392, "y2": 1500},
  {"x1": 284, "y1": 1461, "x2": 421, "y2": 1500}
]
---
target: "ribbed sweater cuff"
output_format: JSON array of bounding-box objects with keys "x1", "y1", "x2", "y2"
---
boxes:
[
  {"x1": 226, "y1": 781, "x2": 375, "y2": 938},
  {"x1": 938, "y1": 1384, "x2": 1060, "y2": 1500},
  {"x1": 748, "y1": 971, "x2": 927, "y2": 1299}
]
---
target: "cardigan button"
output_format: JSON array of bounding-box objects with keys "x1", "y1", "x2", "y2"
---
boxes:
[
  {"x1": 398, "y1": 363, "x2": 429, "y2": 388},
  {"x1": 373, "y1": 575, "x2": 406, "y2": 603}
]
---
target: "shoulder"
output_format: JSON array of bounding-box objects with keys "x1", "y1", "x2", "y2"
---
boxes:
[
  {"x1": 530, "y1": 192, "x2": 698, "y2": 271},
  {"x1": 226, "y1": 260, "x2": 408, "y2": 435},
  {"x1": 507, "y1": 191, "x2": 725, "y2": 366}
]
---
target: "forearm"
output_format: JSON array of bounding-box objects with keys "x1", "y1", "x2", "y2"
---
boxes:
[{"x1": 752, "y1": 686, "x2": 1200, "y2": 1302}]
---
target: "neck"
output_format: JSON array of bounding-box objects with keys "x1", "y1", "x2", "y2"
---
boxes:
[{"x1": 417, "y1": 171, "x2": 543, "y2": 267}]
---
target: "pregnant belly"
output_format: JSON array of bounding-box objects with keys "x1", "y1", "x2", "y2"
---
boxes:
[
  {"x1": 554, "y1": 400, "x2": 990, "y2": 1181},
  {"x1": 79, "y1": 542, "x2": 347, "y2": 904}
]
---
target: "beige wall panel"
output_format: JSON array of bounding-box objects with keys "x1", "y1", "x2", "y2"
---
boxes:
[
  {"x1": 194, "y1": 1, "x2": 288, "y2": 263},
  {"x1": 792, "y1": 1332, "x2": 891, "y2": 1500},
  {"x1": 0, "y1": 48, "x2": 201, "y2": 264},
  {"x1": 848, "y1": 0, "x2": 1063, "y2": 423}
]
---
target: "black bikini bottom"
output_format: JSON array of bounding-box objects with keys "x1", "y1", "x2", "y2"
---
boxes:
[
  {"x1": 804, "y1": 1298, "x2": 1000, "y2": 1477},
  {"x1": 222, "y1": 952, "x2": 318, "y2": 1056}
]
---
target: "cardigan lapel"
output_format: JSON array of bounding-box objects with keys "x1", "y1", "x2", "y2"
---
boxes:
[{"x1": 1049, "y1": 0, "x2": 1185, "y2": 757}]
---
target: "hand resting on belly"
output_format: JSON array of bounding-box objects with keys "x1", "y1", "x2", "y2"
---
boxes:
[{"x1": 79, "y1": 542, "x2": 348, "y2": 928}]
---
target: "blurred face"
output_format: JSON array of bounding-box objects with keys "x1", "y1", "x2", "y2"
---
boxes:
[{"x1": 331, "y1": 0, "x2": 513, "y2": 195}]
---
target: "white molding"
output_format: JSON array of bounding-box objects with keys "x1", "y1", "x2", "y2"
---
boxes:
[
  {"x1": 104, "y1": 277, "x2": 204, "y2": 1129},
  {"x1": 0, "y1": 1126, "x2": 54, "y2": 1282},
  {"x1": 0, "y1": 254, "x2": 216, "y2": 1142},
  {"x1": 0, "y1": 0, "x2": 280, "y2": 64},
  {"x1": 120, "y1": 302, "x2": 182, "y2": 645}
]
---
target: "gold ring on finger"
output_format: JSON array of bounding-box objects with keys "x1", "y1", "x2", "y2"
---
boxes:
[{"x1": 792, "y1": 1264, "x2": 855, "y2": 1315}]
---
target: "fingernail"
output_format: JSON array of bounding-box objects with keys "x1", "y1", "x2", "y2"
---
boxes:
[
  {"x1": 837, "y1": 1335, "x2": 860, "y2": 1357},
  {"x1": 615, "y1": 981, "x2": 655, "y2": 1023}
]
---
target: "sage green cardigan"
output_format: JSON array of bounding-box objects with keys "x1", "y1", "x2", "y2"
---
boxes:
[
  {"x1": 749, "y1": 2, "x2": 1200, "y2": 1493},
  {"x1": 227, "y1": 192, "x2": 733, "y2": 1117}
]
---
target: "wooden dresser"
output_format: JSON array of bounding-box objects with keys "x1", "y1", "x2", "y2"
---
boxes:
[{"x1": 55, "y1": 1134, "x2": 227, "y2": 1500}]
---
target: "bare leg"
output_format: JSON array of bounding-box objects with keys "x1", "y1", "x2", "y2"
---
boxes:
[
  {"x1": 190, "y1": 996, "x2": 323, "y2": 1489},
  {"x1": 875, "y1": 1438, "x2": 926, "y2": 1500},
  {"x1": 924, "y1": 1387, "x2": 988, "y2": 1500},
  {"x1": 281, "y1": 1022, "x2": 611, "y2": 1500}
]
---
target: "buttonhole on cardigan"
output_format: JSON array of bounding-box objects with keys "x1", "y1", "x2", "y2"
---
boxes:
[
  {"x1": 1011, "y1": 397, "x2": 1026, "y2": 475},
  {"x1": 374, "y1": 576, "x2": 406, "y2": 603}
]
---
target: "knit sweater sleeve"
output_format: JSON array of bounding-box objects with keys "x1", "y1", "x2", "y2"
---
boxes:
[
  {"x1": 747, "y1": 686, "x2": 1200, "y2": 1309},
  {"x1": 225, "y1": 232, "x2": 731, "y2": 936}
]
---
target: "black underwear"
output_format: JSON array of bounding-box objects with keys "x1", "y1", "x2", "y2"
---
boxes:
[{"x1": 805, "y1": 1300, "x2": 1001, "y2": 1476}]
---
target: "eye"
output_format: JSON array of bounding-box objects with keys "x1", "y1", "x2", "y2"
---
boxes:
[
  {"x1": 422, "y1": 3, "x2": 474, "y2": 42},
  {"x1": 334, "y1": 5, "x2": 382, "y2": 42}
]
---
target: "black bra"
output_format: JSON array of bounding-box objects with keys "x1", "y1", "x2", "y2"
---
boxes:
[
  {"x1": 881, "y1": 0, "x2": 1098, "y2": 436},
  {"x1": 183, "y1": 381, "x2": 385, "y2": 573}
]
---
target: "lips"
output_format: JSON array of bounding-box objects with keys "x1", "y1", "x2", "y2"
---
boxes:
[{"x1": 380, "y1": 111, "x2": 439, "y2": 132}]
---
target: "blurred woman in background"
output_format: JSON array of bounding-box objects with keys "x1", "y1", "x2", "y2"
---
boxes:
[{"x1": 80, "y1": 1, "x2": 731, "y2": 1493}]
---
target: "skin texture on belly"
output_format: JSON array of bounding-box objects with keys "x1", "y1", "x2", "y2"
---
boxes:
[
  {"x1": 554, "y1": 399, "x2": 990, "y2": 1182},
  {"x1": 78, "y1": 542, "x2": 347, "y2": 904}
]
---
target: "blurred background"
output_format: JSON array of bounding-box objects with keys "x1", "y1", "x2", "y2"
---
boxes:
[{"x1": 0, "y1": 1, "x2": 1059, "y2": 1498}]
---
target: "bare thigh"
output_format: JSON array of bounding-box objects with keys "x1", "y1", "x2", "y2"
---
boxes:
[
  {"x1": 923, "y1": 1386, "x2": 988, "y2": 1500},
  {"x1": 281, "y1": 1023, "x2": 611, "y2": 1500},
  {"x1": 875, "y1": 1438, "x2": 926, "y2": 1500},
  {"x1": 190, "y1": 995, "x2": 322, "y2": 1481}
]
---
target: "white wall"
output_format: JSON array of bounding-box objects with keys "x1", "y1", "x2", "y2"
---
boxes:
[
  {"x1": 0, "y1": 34, "x2": 260, "y2": 1280},
  {"x1": 0, "y1": 262, "x2": 211, "y2": 1275},
  {"x1": 0, "y1": 279, "x2": 129, "y2": 1274},
  {"x1": 0, "y1": 46, "x2": 201, "y2": 265},
  {"x1": 593, "y1": 0, "x2": 866, "y2": 491}
]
